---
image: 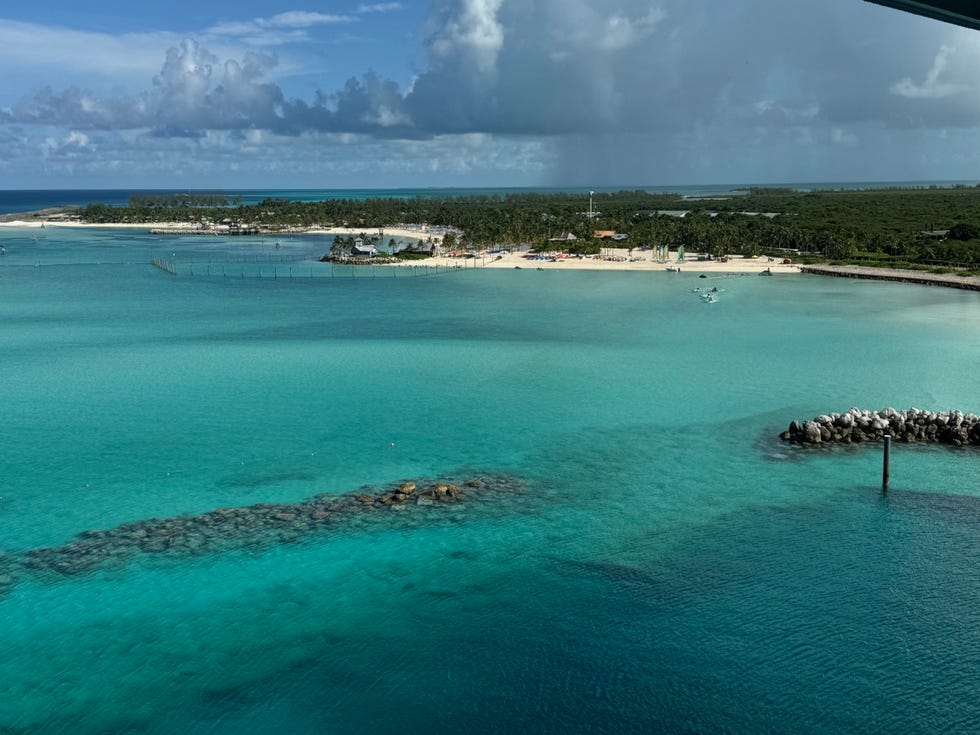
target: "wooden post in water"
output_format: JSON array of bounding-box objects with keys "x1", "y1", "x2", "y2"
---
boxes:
[{"x1": 882, "y1": 435, "x2": 891, "y2": 491}]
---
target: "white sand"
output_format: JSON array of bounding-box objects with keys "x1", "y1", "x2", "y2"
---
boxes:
[
  {"x1": 0, "y1": 220, "x2": 179, "y2": 230},
  {"x1": 0, "y1": 220, "x2": 439, "y2": 241},
  {"x1": 391, "y1": 249, "x2": 800, "y2": 274},
  {"x1": 0, "y1": 218, "x2": 798, "y2": 273}
]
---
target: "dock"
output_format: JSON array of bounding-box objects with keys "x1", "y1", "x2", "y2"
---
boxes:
[
  {"x1": 149, "y1": 227, "x2": 261, "y2": 236},
  {"x1": 800, "y1": 264, "x2": 980, "y2": 291}
]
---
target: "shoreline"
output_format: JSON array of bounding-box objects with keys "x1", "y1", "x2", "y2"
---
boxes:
[
  {"x1": 0, "y1": 215, "x2": 799, "y2": 274},
  {"x1": 388, "y1": 249, "x2": 801, "y2": 274},
  {"x1": 3, "y1": 215, "x2": 977, "y2": 284},
  {"x1": 0, "y1": 217, "x2": 439, "y2": 244}
]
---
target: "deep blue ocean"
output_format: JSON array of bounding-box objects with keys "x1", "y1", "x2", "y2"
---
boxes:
[
  {"x1": 0, "y1": 223, "x2": 978, "y2": 733},
  {"x1": 2, "y1": 180, "x2": 980, "y2": 214}
]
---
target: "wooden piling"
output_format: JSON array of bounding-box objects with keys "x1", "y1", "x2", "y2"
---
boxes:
[
  {"x1": 150, "y1": 259, "x2": 177, "y2": 275},
  {"x1": 882, "y1": 435, "x2": 891, "y2": 490}
]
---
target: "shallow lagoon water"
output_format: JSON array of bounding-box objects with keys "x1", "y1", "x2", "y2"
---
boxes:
[{"x1": 1, "y1": 227, "x2": 979, "y2": 733}]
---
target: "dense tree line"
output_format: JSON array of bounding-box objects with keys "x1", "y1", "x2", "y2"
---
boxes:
[
  {"x1": 79, "y1": 187, "x2": 980, "y2": 269},
  {"x1": 128, "y1": 193, "x2": 243, "y2": 208}
]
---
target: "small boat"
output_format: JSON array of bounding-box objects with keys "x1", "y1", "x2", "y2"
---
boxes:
[
  {"x1": 666, "y1": 266, "x2": 680, "y2": 272},
  {"x1": 759, "y1": 268, "x2": 773, "y2": 276}
]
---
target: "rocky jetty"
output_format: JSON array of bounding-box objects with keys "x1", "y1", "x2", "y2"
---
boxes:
[
  {"x1": 780, "y1": 408, "x2": 980, "y2": 447},
  {"x1": 1, "y1": 474, "x2": 522, "y2": 596}
]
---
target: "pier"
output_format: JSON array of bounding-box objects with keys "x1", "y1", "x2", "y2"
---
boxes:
[
  {"x1": 149, "y1": 227, "x2": 262, "y2": 236},
  {"x1": 800, "y1": 265, "x2": 980, "y2": 291}
]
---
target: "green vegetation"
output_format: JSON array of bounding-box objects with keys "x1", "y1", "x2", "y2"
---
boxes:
[
  {"x1": 78, "y1": 187, "x2": 980, "y2": 270},
  {"x1": 129, "y1": 193, "x2": 243, "y2": 208}
]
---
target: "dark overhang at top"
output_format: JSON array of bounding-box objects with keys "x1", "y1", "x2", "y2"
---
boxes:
[{"x1": 866, "y1": 0, "x2": 980, "y2": 31}]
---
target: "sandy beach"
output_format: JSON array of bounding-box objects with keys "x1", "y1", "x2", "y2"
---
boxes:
[
  {"x1": 390, "y1": 249, "x2": 801, "y2": 274},
  {"x1": 0, "y1": 218, "x2": 438, "y2": 243},
  {"x1": 0, "y1": 212, "x2": 432, "y2": 242},
  {"x1": 0, "y1": 215, "x2": 799, "y2": 274},
  {"x1": 0, "y1": 218, "x2": 183, "y2": 230}
]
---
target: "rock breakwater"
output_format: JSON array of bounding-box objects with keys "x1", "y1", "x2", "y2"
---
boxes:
[
  {"x1": 1, "y1": 474, "x2": 523, "y2": 597},
  {"x1": 780, "y1": 408, "x2": 980, "y2": 447}
]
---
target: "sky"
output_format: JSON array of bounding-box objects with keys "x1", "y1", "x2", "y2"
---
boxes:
[{"x1": 2, "y1": 0, "x2": 980, "y2": 189}]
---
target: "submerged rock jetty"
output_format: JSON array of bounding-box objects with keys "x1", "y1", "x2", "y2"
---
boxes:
[
  {"x1": 1, "y1": 474, "x2": 522, "y2": 595},
  {"x1": 780, "y1": 408, "x2": 980, "y2": 447}
]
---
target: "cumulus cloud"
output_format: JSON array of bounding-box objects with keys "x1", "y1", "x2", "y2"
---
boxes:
[
  {"x1": 6, "y1": 0, "x2": 980, "y2": 186},
  {"x1": 10, "y1": 0, "x2": 980, "y2": 140},
  {"x1": 427, "y1": 0, "x2": 505, "y2": 76},
  {"x1": 4, "y1": 122, "x2": 549, "y2": 187},
  {"x1": 2, "y1": 40, "x2": 287, "y2": 134},
  {"x1": 891, "y1": 45, "x2": 967, "y2": 99},
  {"x1": 596, "y1": 8, "x2": 666, "y2": 52}
]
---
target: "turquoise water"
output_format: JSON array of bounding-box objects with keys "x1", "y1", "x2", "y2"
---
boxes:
[{"x1": 1, "y1": 227, "x2": 979, "y2": 733}]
